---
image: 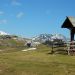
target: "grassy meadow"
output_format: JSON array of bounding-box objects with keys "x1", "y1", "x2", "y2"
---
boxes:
[{"x1": 0, "y1": 44, "x2": 75, "y2": 75}]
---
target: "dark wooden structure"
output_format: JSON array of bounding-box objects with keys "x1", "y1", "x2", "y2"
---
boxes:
[{"x1": 61, "y1": 16, "x2": 75, "y2": 41}]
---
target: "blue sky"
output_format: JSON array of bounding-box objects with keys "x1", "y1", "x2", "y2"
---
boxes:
[{"x1": 0, "y1": 0, "x2": 75, "y2": 38}]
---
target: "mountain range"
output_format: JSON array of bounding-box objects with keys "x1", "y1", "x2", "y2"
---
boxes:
[
  {"x1": 0, "y1": 31, "x2": 67, "y2": 43},
  {"x1": 32, "y1": 34, "x2": 67, "y2": 43}
]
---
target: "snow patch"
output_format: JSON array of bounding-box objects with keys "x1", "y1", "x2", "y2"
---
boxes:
[{"x1": 22, "y1": 48, "x2": 36, "y2": 51}]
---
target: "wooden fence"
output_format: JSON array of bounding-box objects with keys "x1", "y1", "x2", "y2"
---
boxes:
[{"x1": 67, "y1": 41, "x2": 75, "y2": 55}]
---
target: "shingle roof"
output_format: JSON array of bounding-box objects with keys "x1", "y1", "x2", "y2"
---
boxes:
[{"x1": 68, "y1": 16, "x2": 75, "y2": 27}]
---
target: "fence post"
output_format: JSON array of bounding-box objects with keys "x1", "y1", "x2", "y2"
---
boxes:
[{"x1": 67, "y1": 42, "x2": 70, "y2": 55}]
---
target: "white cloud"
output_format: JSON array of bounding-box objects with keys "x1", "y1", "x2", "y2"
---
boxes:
[
  {"x1": 16, "y1": 12, "x2": 24, "y2": 19},
  {"x1": 11, "y1": 0, "x2": 21, "y2": 6},
  {"x1": 0, "y1": 19, "x2": 7, "y2": 24},
  {"x1": 0, "y1": 11, "x2": 4, "y2": 15}
]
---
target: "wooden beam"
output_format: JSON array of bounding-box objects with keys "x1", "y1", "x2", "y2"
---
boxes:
[{"x1": 70, "y1": 30, "x2": 74, "y2": 41}]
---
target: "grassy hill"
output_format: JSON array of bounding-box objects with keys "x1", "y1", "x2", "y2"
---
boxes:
[
  {"x1": 0, "y1": 38, "x2": 26, "y2": 52},
  {"x1": 0, "y1": 44, "x2": 75, "y2": 75}
]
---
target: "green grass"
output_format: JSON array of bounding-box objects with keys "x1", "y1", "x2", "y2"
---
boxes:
[
  {"x1": 0, "y1": 44, "x2": 75, "y2": 75},
  {"x1": 0, "y1": 39, "x2": 26, "y2": 52}
]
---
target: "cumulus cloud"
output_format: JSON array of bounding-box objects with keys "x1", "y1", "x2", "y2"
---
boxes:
[
  {"x1": 11, "y1": 0, "x2": 21, "y2": 6},
  {"x1": 16, "y1": 12, "x2": 24, "y2": 19},
  {"x1": 0, "y1": 19, "x2": 7, "y2": 24}
]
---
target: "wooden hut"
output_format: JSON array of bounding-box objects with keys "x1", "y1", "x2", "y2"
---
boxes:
[{"x1": 61, "y1": 16, "x2": 75, "y2": 55}]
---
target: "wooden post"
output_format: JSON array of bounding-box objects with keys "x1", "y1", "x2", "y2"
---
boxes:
[
  {"x1": 70, "y1": 30, "x2": 74, "y2": 41},
  {"x1": 67, "y1": 42, "x2": 70, "y2": 55}
]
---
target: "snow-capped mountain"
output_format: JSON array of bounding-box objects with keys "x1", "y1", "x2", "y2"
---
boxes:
[
  {"x1": 0, "y1": 31, "x2": 8, "y2": 35},
  {"x1": 32, "y1": 34, "x2": 52, "y2": 43},
  {"x1": 51, "y1": 34, "x2": 66, "y2": 41},
  {"x1": 32, "y1": 34, "x2": 66, "y2": 43}
]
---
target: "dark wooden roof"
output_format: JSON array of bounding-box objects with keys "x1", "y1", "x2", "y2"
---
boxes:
[{"x1": 61, "y1": 16, "x2": 75, "y2": 28}]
